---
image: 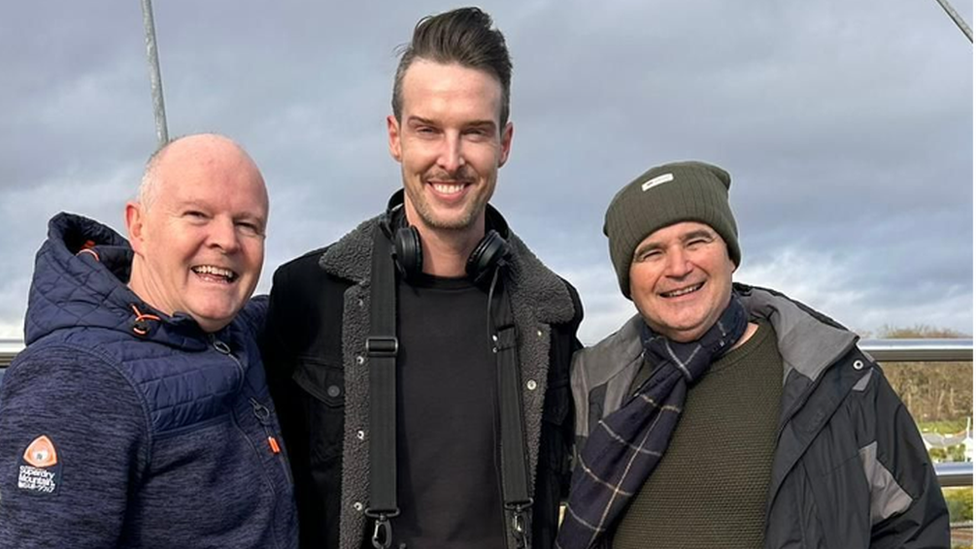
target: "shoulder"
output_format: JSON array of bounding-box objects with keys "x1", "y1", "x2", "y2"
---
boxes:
[
  {"x1": 273, "y1": 214, "x2": 382, "y2": 290},
  {"x1": 13, "y1": 330, "x2": 131, "y2": 382},
  {"x1": 2, "y1": 339, "x2": 145, "y2": 420},
  {"x1": 235, "y1": 296, "x2": 268, "y2": 337},
  {"x1": 573, "y1": 314, "x2": 644, "y2": 389},
  {"x1": 275, "y1": 245, "x2": 330, "y2": 276},
  {"x1": 505, "y1": 231, "x2": 582, "y2": 326}
]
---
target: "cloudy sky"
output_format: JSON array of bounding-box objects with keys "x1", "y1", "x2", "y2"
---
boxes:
[{"x1": 1, "y1": 0, "x2": 972, "y2": 344}]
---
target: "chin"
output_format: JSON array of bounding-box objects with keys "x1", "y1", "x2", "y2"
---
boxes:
[
  {"x1": 191, "y1": 305, "x2": 241, "y2": 330},
  {"x1": 194, "y1": 315, "x2": 235, "y2": 333}
]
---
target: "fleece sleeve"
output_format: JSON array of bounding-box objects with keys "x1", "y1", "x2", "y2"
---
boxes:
[{"x1": 0, "y1": 346, "x2": 149, "y2": 549}]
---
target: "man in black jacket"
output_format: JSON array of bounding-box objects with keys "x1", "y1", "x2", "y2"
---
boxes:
[
  {"x1": 263, "y1": 8, "x2": 583, "y2": 549},
  {"x1": 558, "y1": 160, "x2": 948, "y2": 549}
]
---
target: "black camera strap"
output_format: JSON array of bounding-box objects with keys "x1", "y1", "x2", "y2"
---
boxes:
[
  {"x1": 491, "y1": 280, "x2": 533, "y2": 549},
  {"x1": 366, "y1": 224, "x2": 399, "y2": 549}
]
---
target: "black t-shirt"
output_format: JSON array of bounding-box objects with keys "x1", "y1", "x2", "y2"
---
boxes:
[{"x1": 389, "y1": 273, "x2": 505, "y2": 548}]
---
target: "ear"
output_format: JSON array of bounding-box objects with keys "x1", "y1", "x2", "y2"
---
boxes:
[
  {"x1": 498, "y1": 121, "x2": 513, "y2": 167},
  {"x1": 387, "y1": 115, "x2": 402, "y2": 162},
  {"x1": 125, "y1": 201, "x2": 146, "y2": 255}
]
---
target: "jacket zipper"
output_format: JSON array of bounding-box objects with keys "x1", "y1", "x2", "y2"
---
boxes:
[
  {"x1": 211, "y1": 335, "x2": 283, "y2": 549},
  {"x1": 231, "y1": 409, "x2": 283, "y2": 549},
  {"x1": 250, "y1": 397, "x2": 294, "y2": 485}
]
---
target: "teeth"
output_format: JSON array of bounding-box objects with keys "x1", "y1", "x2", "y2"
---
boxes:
[
  {"x1": 193, "y1": 265, "x2": 236, "y2": 280},
  {"x1": 662, "y1": 283, "x2": 702, "y2": 298},
  {"x1": 432, "y1": 183, "x2": 464, "y2": 194}
]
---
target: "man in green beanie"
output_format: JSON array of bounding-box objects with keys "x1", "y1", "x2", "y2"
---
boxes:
[{"x1": 557, "y1": 161, "x2": 948, "y2": 549}]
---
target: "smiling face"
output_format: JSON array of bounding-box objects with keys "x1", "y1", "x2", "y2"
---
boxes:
[
  {"x1": 126, "y1": 135, "x2": 268, "y2": 333},
  {"x1": 628, "y1": 221, "x2": 736, "y2": 342},
  {"x1": 387, "y1": 60, "x2": 513, "y2": 236}
]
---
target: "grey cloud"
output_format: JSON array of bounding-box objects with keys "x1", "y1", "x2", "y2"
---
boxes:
[{"x1": 0, "y1": 0, "x2": 970, "y2": 341}]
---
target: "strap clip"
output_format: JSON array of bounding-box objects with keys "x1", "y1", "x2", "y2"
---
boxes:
[
  {"x1": 366, "y1": 509, "x2": 400, "y2": 549},
  {"x1": 505, "y1": 500, "x2": 533, "y2": 548}
]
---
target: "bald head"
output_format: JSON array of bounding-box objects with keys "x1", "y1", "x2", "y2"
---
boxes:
[
  {"x1": 138, "y1": 134, "x2": 267, "y2": 213},
  {"x1": 126, "y1": 133, "x2": 269, "y2": 332}
]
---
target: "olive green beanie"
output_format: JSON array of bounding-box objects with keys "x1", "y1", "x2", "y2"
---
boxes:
[{"x1": 603, "y1": 161, "x2": 740, "y2": 299}]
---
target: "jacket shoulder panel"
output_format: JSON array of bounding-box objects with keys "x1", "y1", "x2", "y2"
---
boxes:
[
  {"x1": 571, "y1": 315, "x2": 645, "y2": 440},
  {"x1": 36, "y1": 323, "x2": 253, "y2": 435}
]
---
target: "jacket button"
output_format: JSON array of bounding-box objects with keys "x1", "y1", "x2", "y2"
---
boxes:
[
  {"x1": 526, "y1": 380, "x2": 538, "y2": 391},
  {"x1": 353, "y1": 502, "x2": 364, "y2": 512},
  {"x1": 536, "y1": 329, "x2": 543, "y2": 338},
  {"x1": 327, "y1": 385, "x2": 341, "y2": 398},
  {"x1": 356, "y1": 355, "x2": 365, "y2": 365},
  {"x1": 357, "y1": 430, "x2": 365, "y2": 441},
  {"x1": 853, "y1": 359, "x2": 865, "y2": 370}
]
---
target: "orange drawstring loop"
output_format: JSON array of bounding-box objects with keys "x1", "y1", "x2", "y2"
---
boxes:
[
  {"x1": 76, "y1": 248, "x2": 100, "y2": 262},
  {"x1": 130, "y1": 305, "x2": 161, "y2": 336}
]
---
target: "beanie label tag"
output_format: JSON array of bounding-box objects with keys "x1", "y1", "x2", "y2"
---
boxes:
[{"x1": 641, "y1": 173, "x2": 674, "y2": 191}]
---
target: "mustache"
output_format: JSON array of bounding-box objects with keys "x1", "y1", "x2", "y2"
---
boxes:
[{"x1": 424, "y1": 165, "x2": 477, "y2": 183}]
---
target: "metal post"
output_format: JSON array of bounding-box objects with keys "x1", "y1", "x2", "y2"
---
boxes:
[
  {"x1": 933, "y1": 0, "x2": 973, "y2": 43},
  {"x1": 140, "y1": 0, "x2": 169, "y2": 147}
]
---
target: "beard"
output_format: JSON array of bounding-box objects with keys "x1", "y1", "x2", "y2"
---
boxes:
[{"x1": 405, "y1": 165, "x2": 490, "y2": 231}]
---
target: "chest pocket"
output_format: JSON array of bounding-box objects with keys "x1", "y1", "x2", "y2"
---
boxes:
[{"x1": 293, "y1": 357, "x2": 345, "y2": 462}]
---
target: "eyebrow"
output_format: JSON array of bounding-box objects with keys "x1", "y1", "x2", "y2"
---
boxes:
[
  {"x1": 682, "y1": 229, "x2": 716, "y2": 242},
  {"x1": 407, "y1": 116, "x2": 497, "y2": 131},
  {"x1": 179, "y1": 200, "x2": 266, "y2": 223}
]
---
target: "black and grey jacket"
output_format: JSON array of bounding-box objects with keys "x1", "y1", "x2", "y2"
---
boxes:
[
  {"x1": 571, "y1": 284, "x2": 948, "y2": 548},
  {"x1": 264, "y1": 214, "x2": 583, "y2": 549}
]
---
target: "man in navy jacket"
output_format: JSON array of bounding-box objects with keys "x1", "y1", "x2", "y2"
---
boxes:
[{"x1": 0, "y1": 134, "x2": 297, "y2": 548}]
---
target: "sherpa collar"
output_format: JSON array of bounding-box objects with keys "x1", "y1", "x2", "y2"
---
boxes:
[{"x1": 319, "y1": 212, "x2": 575, "y2": 325}]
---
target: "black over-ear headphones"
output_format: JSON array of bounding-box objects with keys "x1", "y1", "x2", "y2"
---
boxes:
[{"x1": 383, "y1": 191, "x2": 511, "y2": 285}]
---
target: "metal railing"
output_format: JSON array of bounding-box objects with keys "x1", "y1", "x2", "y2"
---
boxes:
[
  {"x1": 0, "y1": 337, "x2": 972, "y2": 486},
  {"x1": 859, "y1": 338, "x2": 972, "y2": 362},
  {"x1": 0, "y1": 339, "x2": 23, "y2": 369},
  {"x1": 855, "y1": 339, "x2": 974, "y2": 489}
]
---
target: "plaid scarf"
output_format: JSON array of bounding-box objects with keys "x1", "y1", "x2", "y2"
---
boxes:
[{"x1": 556, "y1": 294, "x2": 748, "y2": 549}]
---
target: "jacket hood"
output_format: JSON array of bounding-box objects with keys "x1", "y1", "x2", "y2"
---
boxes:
[{"x1": 24, "y1": 212, "x2": 209, "y2": 350}]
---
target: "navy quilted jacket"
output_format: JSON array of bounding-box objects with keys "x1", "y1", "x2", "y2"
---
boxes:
[{"x1": 0, "y1": 213, "x2": 298, "y2": 548}]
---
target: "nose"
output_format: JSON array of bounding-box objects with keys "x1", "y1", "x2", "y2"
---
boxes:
[
  {"x1": 663, "y1": 247, "x2": 692, "y2": 278},
  {"x1": 436, "y1": 133, "x2": 465, "y2": 175},
  {"x1": 208, "y1": 218, "x2": 240, "y2": 254}
]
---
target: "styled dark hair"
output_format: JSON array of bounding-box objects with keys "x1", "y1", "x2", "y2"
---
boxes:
[{"x1": 392, "y1": 7, "x2": 513, "y2": 127}]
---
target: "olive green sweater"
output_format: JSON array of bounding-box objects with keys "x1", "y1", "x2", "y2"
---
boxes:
[{"x1": 613, "y1": 320, "x2": 782, "y2": 549}]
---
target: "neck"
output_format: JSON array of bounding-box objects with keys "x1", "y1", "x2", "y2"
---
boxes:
[
  {"x1": 128, "y1": 257, "x2": 170, "y2": 316},
  {"x1": 732, "y1": 322, "x2": 759, "y2": 349},
  {"x1": 414, "y1": 222, "x2": 485, "y2": 277},
  {"x1": 401, "y1": 205, "x2": 487, "y2": 278}
]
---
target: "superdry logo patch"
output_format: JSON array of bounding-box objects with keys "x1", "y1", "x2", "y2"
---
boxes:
[
  {"x1": 18, "y1": 436, "x2": 61, "y2": 495},
  {"x1": 24, "y1": 435, "x2": 58, "y2": 467}
]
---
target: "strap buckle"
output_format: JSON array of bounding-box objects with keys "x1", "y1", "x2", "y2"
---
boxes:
[
  {"x1": 505, "y1": 500, "x2": 533, "y2": 548},
  {"x1": 365, "y1": 509, "x2": 400, "y2": 549},
  {"x1": 366, "y1": 336, "x2": 399, "y2": 358}
]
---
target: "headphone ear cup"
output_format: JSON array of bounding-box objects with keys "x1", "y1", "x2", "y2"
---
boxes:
[
  {"x1": 466, "y1": 229, "x2": 511, "y2": 285},
  {"x1": 394, "y1": 226, "x2": 423, "y2": 280}
]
